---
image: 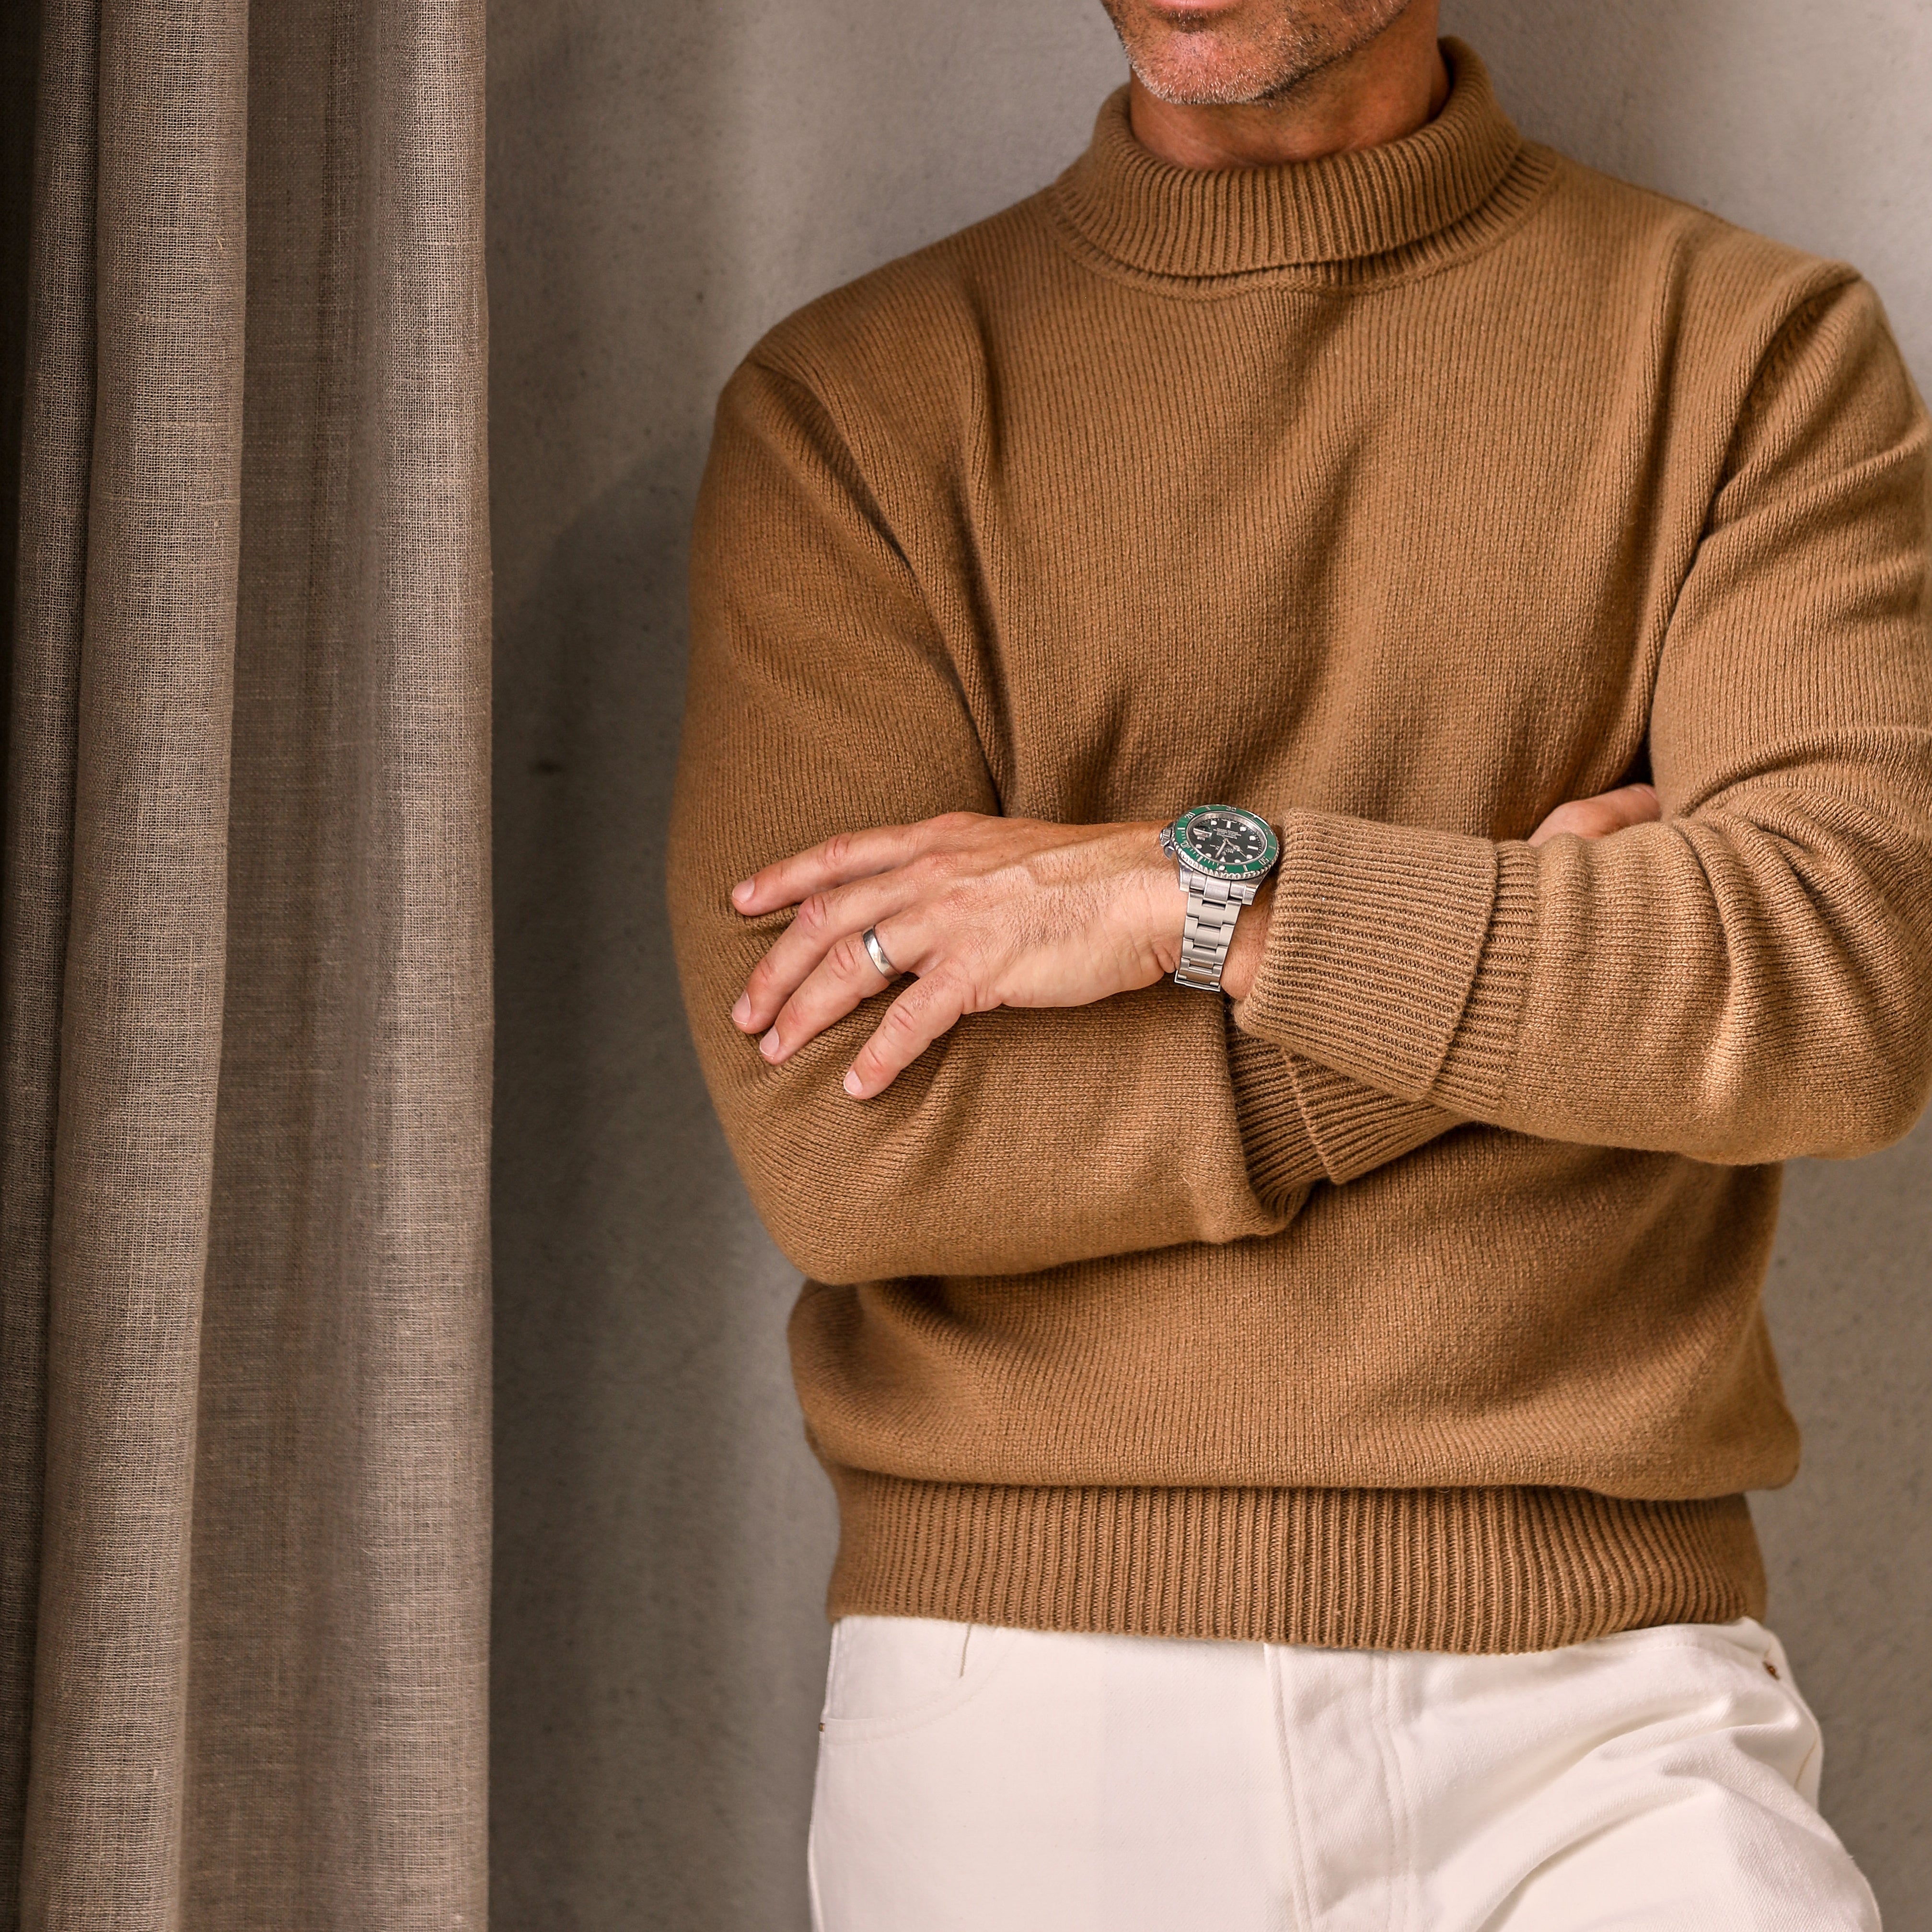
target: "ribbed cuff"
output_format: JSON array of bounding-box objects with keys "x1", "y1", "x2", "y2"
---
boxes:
[
  {"x1": 1436, "y1": 841, "x2": 1539, "y2": 1111},
  {"x1": 1285, "y1": 1055, "x2": 1463, "y2": 1183},
  {"x1": 1224, "y1": 1019, "x2": 1323, "y2": 1206},
  {"x1": 1234, "y1": 810, "x2": 1504, "y2": 1101}
]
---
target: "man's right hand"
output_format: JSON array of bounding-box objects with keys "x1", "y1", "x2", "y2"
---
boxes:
[{"x1": 1528, "y1": 782, "x2": 1660, "y2": 847}]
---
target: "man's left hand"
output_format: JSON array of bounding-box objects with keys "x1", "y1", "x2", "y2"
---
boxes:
[
  {"x1": 729, "y1": 813, "x2": 1194, "y2": 1098},
  {"x1": 730, "y1": 782, "x2": 1663, "y2": 1099}
]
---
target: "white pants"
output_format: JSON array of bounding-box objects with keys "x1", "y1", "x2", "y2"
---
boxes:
[{"x1": 808, "y1": 1614, "x2": 1881, "y2": 1931}]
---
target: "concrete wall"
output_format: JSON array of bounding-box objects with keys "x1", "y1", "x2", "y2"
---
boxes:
[{"x1": 485, "y1": 3, "x2": 1932, "y2": 1923}]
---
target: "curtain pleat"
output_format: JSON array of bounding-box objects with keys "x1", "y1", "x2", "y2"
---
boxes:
[
  {"x1": 0, "y1": 0, "x2": 98, "y2": 1910},
  {"x1": 1, "y1": 0, "x2": 491, "y2": 1921}
]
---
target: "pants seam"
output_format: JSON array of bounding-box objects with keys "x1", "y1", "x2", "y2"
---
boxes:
[
  {"x1": 1270, "y1": 1643, "x2": 1321, "y2": 1932},
  {"x1": 1377, "y1": 1654, "x2": 1418, "y2": 1932}
]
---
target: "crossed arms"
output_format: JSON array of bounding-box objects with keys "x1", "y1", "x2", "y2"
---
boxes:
[
  {"x1": 668, "y1": 278, "x2": 1932, "y2": 1287},
  {"x1": 725, "y1": 789, "x2": 1660, "y2": 1099}
]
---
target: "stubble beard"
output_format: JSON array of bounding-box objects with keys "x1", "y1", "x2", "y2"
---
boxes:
[{"x1": 1100, "y1": 0, "x2": 1412, "y2": 108}]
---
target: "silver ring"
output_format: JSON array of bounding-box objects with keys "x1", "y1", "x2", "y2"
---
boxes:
[{"x1": 860, "y1": 926, "x2": 898, "y2": 980}]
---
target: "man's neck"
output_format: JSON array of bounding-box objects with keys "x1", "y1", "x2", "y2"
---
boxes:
[{"x1": 1128, "y1": 8, "x2": 1450, "y2": 171}]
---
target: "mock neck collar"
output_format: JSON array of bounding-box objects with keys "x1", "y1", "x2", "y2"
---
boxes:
[{"x1": 1050, "y1": 40, "x2": 1524, "y2": 280}]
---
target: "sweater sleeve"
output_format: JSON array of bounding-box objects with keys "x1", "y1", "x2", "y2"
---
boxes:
[
  {"x1": 670, "y1": 358, "x2": 1356, "y2": 1284},
  {"x1": 1233, "y1": 277, "x2": 1932, "y2": 1165},
  {"x1": 1228, "y1": 1027, "x2": 1463, "y2": 1187}
]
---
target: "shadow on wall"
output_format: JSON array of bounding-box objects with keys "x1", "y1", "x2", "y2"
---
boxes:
[
  {"x1": 492, "y1": 458, "x2": 834, "y2": 1931},
  {"x1": 487, "y1": 1, "x2": 1932, "y2": 1927},
  {"x1": 487, "y1": 10, "x2": 842, "y2": 1929},
  {"x1": 1759, "y1": 1124, "x2": 1932, "y2": 1906}
]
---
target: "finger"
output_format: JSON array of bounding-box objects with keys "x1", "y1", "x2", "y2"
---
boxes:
[
  {"x1": 730, "y1": 811, "x2": 981, "y2": 916},
  {"x1": 1528, "y1": 799, "x2": 1612, "y2": 845},
  {"x1": 843, "y1": 965, "x2": 972, "y2": 1099},
  {"x1": 1528, "y1": 783, "x2": 1660, "y2": 847},
  {"x1": 734, "y1": 874, "x2": 914, "y2": 1032},
  {"x1": 759, "y1": 916, "x2": 918, "y2": 1064}
]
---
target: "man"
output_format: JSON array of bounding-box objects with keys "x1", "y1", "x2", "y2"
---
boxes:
[{"x1": 669, "y1": 0, "x2": 1929, "y2": 1921}]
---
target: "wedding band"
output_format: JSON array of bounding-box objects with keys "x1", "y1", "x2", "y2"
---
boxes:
[{"x1": 861, "y1": 926, "x2": 898, "y2": 980}]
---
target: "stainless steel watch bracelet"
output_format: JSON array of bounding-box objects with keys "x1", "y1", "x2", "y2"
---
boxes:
[{"x1": 1174, "y1": 872, "x2": 1250, "y2": 992}]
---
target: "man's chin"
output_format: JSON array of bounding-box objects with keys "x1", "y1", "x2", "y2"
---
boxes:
[
  {"x1": 1119, "y1": 13, "x2": 1335, "y2": 109},
  {"x1": 1127, "y1": 46, "x2": 1289, "y2": 107}
]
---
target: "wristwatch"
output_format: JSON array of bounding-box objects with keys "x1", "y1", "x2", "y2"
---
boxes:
[{"x1": 1159, "y1": 804, "x2": 1281, "y2": 993}]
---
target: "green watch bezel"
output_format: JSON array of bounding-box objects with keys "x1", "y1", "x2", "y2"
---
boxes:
[{"x1": 1170, "y1": 804, "x2": 1280, "y2": 882}]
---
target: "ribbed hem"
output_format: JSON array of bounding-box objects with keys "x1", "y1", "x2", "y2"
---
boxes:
[
  {"x1": 825, "y1": 1470, "x2": 1767, "y2": 1655},
  {"x1": 1224, "y1": 1019, "x2": 1321, "y2": 1206},
  {"x1": 1234, "y1": 809, "x2": 1500, "y2": 1100},
  {"x1": 1051, "y1": 40, "x2": 1523, "y2": 278},
  {"x1": 1286, "y1": 1056, "x2": 1463, "y2": 1183}
]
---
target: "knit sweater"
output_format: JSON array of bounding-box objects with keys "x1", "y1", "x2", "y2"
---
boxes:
[{"x1": 667, "y1": 41, "x2": 1932, "y2": 1652}]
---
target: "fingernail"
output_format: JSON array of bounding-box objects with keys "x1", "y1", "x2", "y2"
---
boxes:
[
  {"x1": 731, "y1": 994, "x2": 751, "y2": 1027},
  {"x1": 760, "y1": 1029, "x2": 781, "y2": 1060},
  {"x1": 731, "y1": 880, "x2": 753, "y2": 907},
  {"x1": 843, "y1": 1069, "x2": 862, "y2": 1097}
]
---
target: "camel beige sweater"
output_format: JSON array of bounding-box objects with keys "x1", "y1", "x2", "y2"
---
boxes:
[{"x1": 668, "y1": 43, "x2": 1932, "y2": 1652}]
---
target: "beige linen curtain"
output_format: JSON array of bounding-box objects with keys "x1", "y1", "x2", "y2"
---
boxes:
[{"x1": 1, "y1": 0, "x2": 491, "y2": 1922}]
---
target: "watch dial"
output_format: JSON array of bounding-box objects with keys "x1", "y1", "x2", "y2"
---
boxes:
[{"x1": 1185, "y1": 811, "x2": 1269, "y2": 867}]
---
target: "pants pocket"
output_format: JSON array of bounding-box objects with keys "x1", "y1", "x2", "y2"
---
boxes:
[{"x1": 819, "y1": 1615, "x2": 1015, "y2": 1743}]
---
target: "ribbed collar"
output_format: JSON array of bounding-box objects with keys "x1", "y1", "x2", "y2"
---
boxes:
[{"x1": 1051, "y1": 39, "x2": 1523, "y2": 278}]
